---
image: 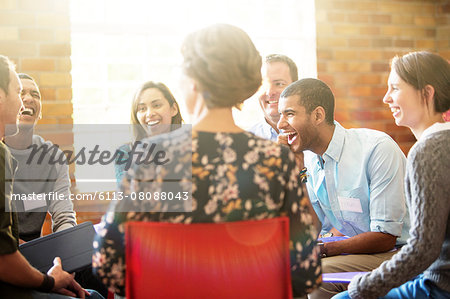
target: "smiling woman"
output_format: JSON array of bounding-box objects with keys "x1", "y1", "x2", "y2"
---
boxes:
[
  {"x1": 113, "y1": 81, "x2": 183, "y2": 187},
  {"x1": 130, "y1": 81, "x2": 183, "y2": 141}
]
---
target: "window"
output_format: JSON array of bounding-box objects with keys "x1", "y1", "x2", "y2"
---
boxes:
[
  {"x1": 71, "y1": 0, "x2": 317, "y2": 127},
  {"x1": 70, "y1": 0, "x2": 316, "y2": 191}
]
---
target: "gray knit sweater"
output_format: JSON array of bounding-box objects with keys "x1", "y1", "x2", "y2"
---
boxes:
[
  {"x1": 348, "y1": 123, "x2": 450, "y2": 299},
  {"x1": 8, "y1": 135, "x2": 76, "y2": 241}
]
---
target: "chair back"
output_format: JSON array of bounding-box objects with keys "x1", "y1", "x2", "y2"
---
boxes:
[{"x1": 126, "y1": 217, "x2": 292, "y2": 299}]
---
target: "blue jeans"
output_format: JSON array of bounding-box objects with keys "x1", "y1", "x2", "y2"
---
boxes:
[
  {"x1": 31, "y1": 289, "x2": 104, "y2": 299},
  {"x1": 332, "y1": 275, "x2": 450, "y2": 299}
]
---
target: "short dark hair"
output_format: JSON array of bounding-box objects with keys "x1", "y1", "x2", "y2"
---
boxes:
[
  {"x1": 265, "y1": 54, "x2": 298, "y2": 82},
  {"x1": 392, "y1": 51, "x2": 450, "y2": 113},
  {"x1": 281, "y1": 78, "x2": 335, "y2": 125},
  {"x1": 18, "y1": 73, "x2": 35, "y2": 82},
  {"x1": 0, "y1": 55, "x2": 15, "y2": 95}
]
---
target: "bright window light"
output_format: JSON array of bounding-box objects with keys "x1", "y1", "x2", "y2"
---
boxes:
[
  {"x1": 70, "y1": 0, "x2": 316, "y2": 192},
  {"x1": 70, "y1": 0, "x2": 316, "y2": 127}
]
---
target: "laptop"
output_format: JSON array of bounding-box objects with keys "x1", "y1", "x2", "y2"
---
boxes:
[{"x1": 19, "y1": 221, "x2": 96, "y2": 273}]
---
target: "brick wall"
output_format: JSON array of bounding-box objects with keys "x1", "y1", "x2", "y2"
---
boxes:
[
  {"x1": 437, "y1": 1, "x2": 450, "y2": 58},
  {"x1": 0, "y1": 0, "x2": 72, "y2": 125},
  {"x1": 0, "y1": 0, "x2": 74, "y2": 169},
  {"x1": 315, "y1": 0, "x2": 449, "y2": 154},
  {"x1": 0, "y1": 0, "x2": 83, "y2": 208}
]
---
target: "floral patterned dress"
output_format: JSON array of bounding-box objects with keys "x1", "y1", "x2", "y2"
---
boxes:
[{"x1": 93, "y1": 129, "x2": 321, "y2": 297}]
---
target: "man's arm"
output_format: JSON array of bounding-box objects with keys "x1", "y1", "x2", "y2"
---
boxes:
[
  {"x1": 323, "y1": 138, "x2": 405, "y2": 256},
  {"x1": 0, "y1": 251, "x2": 88, "y2": 298},
  {"x1": 0, "y1": 250, "x2": 43, "y2": 288},
  {"x1": 321, "y1": 232, "x2": 396, "y2": 257},
  {"x1": 366, "y1": 138, "x2": 407, "y2": 239},
  {"x1": 328, "y1": 227, "x2": 344, "y2": 236}
]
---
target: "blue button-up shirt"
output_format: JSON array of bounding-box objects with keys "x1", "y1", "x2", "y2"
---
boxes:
[
  {"x1": 248, "y1": 120, "x2": 278, "y2": 142},
  {"x1": 305, "y1": 122, "x2": 410, "y2": 245}
]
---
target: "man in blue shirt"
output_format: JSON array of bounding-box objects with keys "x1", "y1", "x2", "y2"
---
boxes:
[
  {"x1": 277, "y1": 78, "x2": 410, "y2": 299},
  {"x1": 248, "y1": 54, "x2": 298, "y2": 141}
]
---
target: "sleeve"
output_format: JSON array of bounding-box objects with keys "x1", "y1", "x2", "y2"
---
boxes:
[
  {"x1": 0, "y1": 146, "x2": 18, "y2": 255},
  {"x1": 92, "y1": 169, "x2": 134, "y2": 296},
  {"x1": 284, "y1": 150, "x2": 321, "y2": 297},
  {"x1": 93, "y1": 138, "x2": 170, "y2": 296},
  {"x1": 92, "y1": 206, "x2": 127, "y2": 296},
  {"x1": 305, "y1": 182, "x2": 330, "y2": 235},
  {"x1": 303, "y1": 152, "x2": 329, "y2": 234},
  {"x1": 48, "y1": 160, "x2": 77, "y2": 232},
  {"x1": 347, "y1": 139, "x2": 450, "y2": 299},
  {"x1": 366, "y1": 137, "x2": 407, "y2": 237},
  {"x1": 114, "y1": 145, "x2": 130, "y2": 189}
]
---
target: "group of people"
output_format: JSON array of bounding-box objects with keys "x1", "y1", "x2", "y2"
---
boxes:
[{"x1": 1, "y1": 23, "x2": 449, "y2": 299}]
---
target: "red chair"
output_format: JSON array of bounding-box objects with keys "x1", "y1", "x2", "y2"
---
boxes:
[{"x1": 125, "y1": 217, "x2": 292, "y2": 299}]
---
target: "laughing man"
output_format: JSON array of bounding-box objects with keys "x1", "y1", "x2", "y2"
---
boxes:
[{"x1": 277, "y1": 78, "x2": 410, "y2": 299}]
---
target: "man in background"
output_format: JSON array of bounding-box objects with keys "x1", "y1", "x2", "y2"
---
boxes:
[{"x1": 249, "y1": 54, "x2": 298, "y2": 141}]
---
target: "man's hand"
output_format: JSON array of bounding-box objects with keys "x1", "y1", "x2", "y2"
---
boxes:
[
  {"x1": 319, "y1": 227, "x2": 345, "y2": 238},
  {"x1": 277, "y1": 133, "x2": 289, "y2": 146},
  {"x1": 48, "y1": 257, "x2": 90, "y2": 298},
  {"x1": 277, "y1": 134, "x2": 305, "y2": 169}
]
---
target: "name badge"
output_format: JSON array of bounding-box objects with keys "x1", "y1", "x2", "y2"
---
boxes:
[
  {"x1": 23, "y1": 193, "x2": 47, "y2": 211},
  {"x1": 338, "y1": 196, "x2": 363, "y2": 213}
]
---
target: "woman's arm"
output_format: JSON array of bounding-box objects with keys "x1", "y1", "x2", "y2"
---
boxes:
[
  {"x1": 92, "y1": 210, "x2": 127, "y2": 296},
  {"x1": 347, "y1": 138, "x2": 449, "y2": 299},
  {"x1": 284, "y1": 150, "x2": 321, "y2": 297}
]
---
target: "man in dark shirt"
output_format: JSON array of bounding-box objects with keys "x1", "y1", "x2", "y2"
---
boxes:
[{"x1": 0, "y1": 54, "x2": 91, "y2": 298}]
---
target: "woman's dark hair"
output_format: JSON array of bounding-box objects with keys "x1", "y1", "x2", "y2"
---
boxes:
[
  {"x1": 392, "y1": 51, "x2": 450, "y2": 113},
  {"x1": 131, "y1": 81, "x2": 183, "y2": 141}
]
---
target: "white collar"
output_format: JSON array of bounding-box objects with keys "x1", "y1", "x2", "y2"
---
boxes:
[{"x1": 420, "y1": 122, "x2": 450, "y2": 141}]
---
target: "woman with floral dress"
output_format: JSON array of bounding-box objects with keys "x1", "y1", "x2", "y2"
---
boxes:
[
  {"x1": 114, "y1": 81, "x2": 183, "y2": 187},
  {"x1": 93, "y1": 23, "x2": 321, "y2": 297}
]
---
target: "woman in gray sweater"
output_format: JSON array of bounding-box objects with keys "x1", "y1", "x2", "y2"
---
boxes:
[{"x1": 333, "y1": 52, "x2": 450, "y2": 299}]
